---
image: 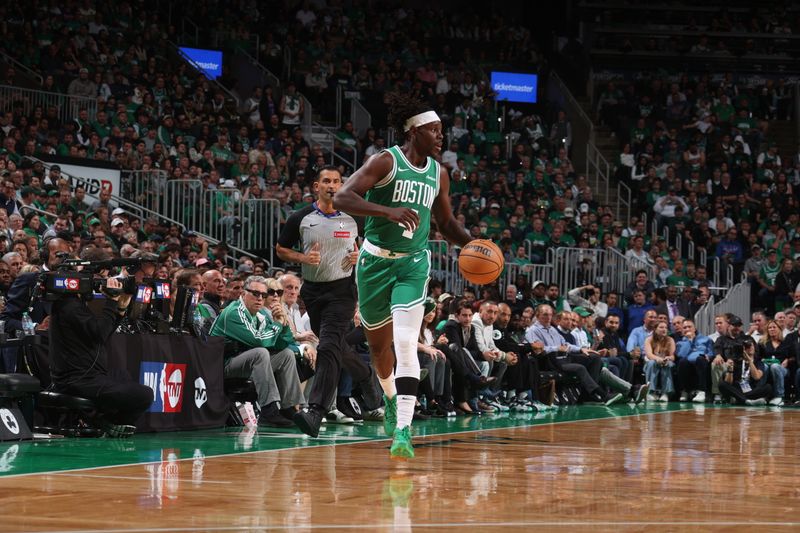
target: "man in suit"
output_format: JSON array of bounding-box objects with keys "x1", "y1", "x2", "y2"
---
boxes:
[
  {"x1": 443, "y1": 299, "x2": 494, "y2": 412},
  {"x1": 656, "y1": 284, "x2": 692, "y2": 333},
  {"x1": 0, "y1": 237, "x2": 71, "y2": 372}
]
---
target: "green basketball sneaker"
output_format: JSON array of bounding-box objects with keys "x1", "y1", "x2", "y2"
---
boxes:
[
  {"x1": 383, "y1": 394, "x2": 397, "y2": 437},
  {"x1": 390, "y1": 426, "x2": 415, "y2": 460}
]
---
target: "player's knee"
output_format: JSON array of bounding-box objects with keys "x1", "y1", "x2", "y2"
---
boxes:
[{"x1": 393, "y1": 326, "x2": 417, "y2": 353}]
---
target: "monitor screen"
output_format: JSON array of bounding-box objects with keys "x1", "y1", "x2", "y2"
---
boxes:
[
  {"x1": 490, "y1": 71, "x2": 538, "y2": 104},
  {"x1": 178, "y1": 47, "x2": 223, "y2": 79}
]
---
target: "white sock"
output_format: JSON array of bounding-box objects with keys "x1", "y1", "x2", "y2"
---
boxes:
[
  {"x1": 396, "y1": 394, "x2": 416, "y2": 429},
  {"x1": 392, "y1": 305, "x2": 425, "y2": 429},
  {"x1": 378, "y1": 371, "x2": 397, "y2": 399}
]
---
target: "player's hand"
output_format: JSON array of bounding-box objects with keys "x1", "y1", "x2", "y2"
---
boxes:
[
  {"x1": 386, "y1": 207, "x2": 420, "y2": 233},
  {"x1": 343, "y1": 242, "x2": 359, "y2": 269},
  {"x1": 305, "y1": 242, "x2": 321, "y2": 265}
]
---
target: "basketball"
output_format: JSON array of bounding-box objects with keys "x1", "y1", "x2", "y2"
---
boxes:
[{"x1": 458, "y1": 239, "x2": 505, "y2": 285}]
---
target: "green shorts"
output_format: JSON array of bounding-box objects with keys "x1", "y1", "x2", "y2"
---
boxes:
[{"x1": 355, "y1": 247, "x2": 431, "y2": 330}]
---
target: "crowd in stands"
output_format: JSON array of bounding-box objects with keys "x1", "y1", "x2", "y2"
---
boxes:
[
  {"x1": 0, "y1": 1, "x2": 797, "y2": 427},
  {"x1": 589, "y1": 6, "x2": 800, "y2": 59}
]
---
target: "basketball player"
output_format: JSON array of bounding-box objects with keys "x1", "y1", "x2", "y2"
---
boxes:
[
  {"x1": 334, "y1": 93, "x2": 471, "y2": 458},
  {"x1": 276, "y1": 166, "x2": 382, "y2": 437}
]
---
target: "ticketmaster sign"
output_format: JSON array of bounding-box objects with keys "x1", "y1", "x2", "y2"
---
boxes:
[
  {"x1": 491, "y1": 71, "x2": 538, "y2": 104},
  {"x1": 179, "y1": 47, "x2": 223, "y2": 79}
]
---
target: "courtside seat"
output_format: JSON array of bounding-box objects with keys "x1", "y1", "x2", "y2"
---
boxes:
[
  {"x1": 35, "y1": 388, "x2": 101, "y2": 437},
  {"x1": 37, "y1": 390, "x2": 95, "y2": 411},
  {"x1": 223, "y1": 378, "x2": 257, "y2": 426},
  {"x1": 0, "y1": 373, "x2": 41, "y2": 433}
]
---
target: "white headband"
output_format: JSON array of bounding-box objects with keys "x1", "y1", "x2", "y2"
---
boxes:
[{"x1": 403, "y1": 111, "x2": 441, "y2": 132}]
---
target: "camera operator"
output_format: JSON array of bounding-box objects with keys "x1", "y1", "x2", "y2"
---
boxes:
[
  {"x1": 0, "y1": 237, "x2": 71, "y2": 372},
  {"x1": 719, "y1": 337, "x2": 772, "y2": 405},
  {"x1": 49, "y1": 248, "x2": 153, "y2": 437},
  {"x1": 711, "y1": 314, "x2": 747, "y2": 403}
]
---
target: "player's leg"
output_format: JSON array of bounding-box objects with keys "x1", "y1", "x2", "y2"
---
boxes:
[
  {"x1": 387, "y1": 250, "x2": 430, "y2": 459},
  {"x1": 356, "y1": 252, "x2": 400, "y2": 435}
]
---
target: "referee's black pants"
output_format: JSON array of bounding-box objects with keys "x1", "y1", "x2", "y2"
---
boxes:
[{"x1": 302, "y1": 278, "x2": 378, "y2": 410}]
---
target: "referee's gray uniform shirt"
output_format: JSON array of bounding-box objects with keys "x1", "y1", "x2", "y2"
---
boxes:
[{"x1": 277, "y1": 204, "x2": 359, "y2": 282}]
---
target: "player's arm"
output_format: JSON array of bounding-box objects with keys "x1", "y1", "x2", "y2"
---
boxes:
[
  {"x1": 333, "y1": 152, "x2": 420, "y2": 229},
  {"x1": 432, "y1": 163, "x2": 471, "y2": 247}
]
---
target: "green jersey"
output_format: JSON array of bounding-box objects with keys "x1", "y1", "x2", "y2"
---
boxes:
[{"x1": 364, "y1": 145, "x2": 440, "y2": 253}]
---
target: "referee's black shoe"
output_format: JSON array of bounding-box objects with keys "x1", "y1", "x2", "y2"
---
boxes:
[{"x1": 294, "y1": 405, "x2": 326, "y2": 438}]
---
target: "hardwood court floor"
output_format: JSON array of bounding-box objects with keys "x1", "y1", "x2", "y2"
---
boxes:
[{"x1": 1, "y1": 405, "x2": 799, "y2": 532}]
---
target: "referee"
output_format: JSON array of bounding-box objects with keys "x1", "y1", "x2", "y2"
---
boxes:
[{"x1": 276, "y1": 165, "x2": 380, "y2": 437}]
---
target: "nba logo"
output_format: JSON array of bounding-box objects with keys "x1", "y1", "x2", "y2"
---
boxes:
[{"x1": 140, "y1": 362, "x2": 187, "y2": 413}]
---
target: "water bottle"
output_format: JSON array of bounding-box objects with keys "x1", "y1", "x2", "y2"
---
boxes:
[
  {"x1": 193, "y1": 308, "x2": 204, "y2": 332},
  {"x1": 21, "y1": 313, "x2": 34, "y2": 336}
]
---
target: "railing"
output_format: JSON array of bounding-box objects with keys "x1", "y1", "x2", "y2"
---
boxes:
[
  {"x1": 350, "y1": 96, "x2": 372, "y2": 139},
  {"x1": 0, "y1": 51, "x2": 43, "y2": 86},
  {"x1": 694, "y1": 277, "x2": 750, "y2": 336},
  {"x1": 499, "y1": 253, "x2": 555, "y2": 295},
  {"x1": 617, "y1": 180, "x2": 632, "y2": 227},
  {"x1": 547, "y1": 71, "x2": 594, "y2": 171},
  {"x1": 311, "y1": 123, "x2": 357, "y2": 172},
  {"x1": 0, "y1": 85, "x2": 97, "y2": 122},
  {"x1": 30, "y1": 157, "x2": 266, "y2": 266},
  {"x1": 240, "y1": 198, "x2": 282, "y2": 264},
  {"x1": 299, "y1": 93, "x2": 314, "y2": 140},
  {"x1": 215, "y1": 32, "x2": 259, "y2": 58},
  {"x1": 27, "y1": 157, "x2": 160, "y2": 230},
  {"x1": 235, "y1": 47, "x2": 280, "y2": 89},
  {"x1": 163, "y1": 179, "x2": 204, "y2": 231},
  {"x1": 585, "y1": 142, "x2": 610, "y2": 206},
  {"x1": 180, "y1": 17, "x2": 199, "y2": 46},
  {"x1": 121, "y1": 169, "x2": 170, "y2": 215},
  {"x1": 428, "y1": 239, "x2": 459, "y2": 293},
  {"x1": 552, "y1": 247, "x2": 620, "y2": 297}
]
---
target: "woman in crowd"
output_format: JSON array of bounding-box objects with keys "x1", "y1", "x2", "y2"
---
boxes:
[
  {"x1": 758, "y1": 320, "x2": 791, "y2": 406},
  {"x1": 644, "y1": 321, "x2": 676, "y2": 402}
]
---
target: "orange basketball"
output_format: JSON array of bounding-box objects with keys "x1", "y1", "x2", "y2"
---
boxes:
[{"x1": 458, "y1": 239, "x2": 505, "y2": 285}]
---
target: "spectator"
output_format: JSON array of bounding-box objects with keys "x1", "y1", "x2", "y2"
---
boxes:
[
  {"x1": 676, "y1": 319, "x2": 713, "y2": 403},
  {"x1": 526, "y1": 305, "x2": 623, "y2": 405},
  {"x1": 719, "y1": 337, "x2": 772, "y2": 405},
  {"x1": 644, "y1": 321, "x2": 676, "y2": 402},
  {"x1": 209, "y1": 275, "x2": 304, "y2": 428},
  {"x1": 712, "y1": 314, "x2": 748, "y2": 403},
  {"x1": 758, "y1": 320, "x2": 791, "y2": 406}
]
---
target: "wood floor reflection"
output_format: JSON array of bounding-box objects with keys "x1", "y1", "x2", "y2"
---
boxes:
[{"x1": 2, "y1": 408, "x2": 800, "y2": 532}]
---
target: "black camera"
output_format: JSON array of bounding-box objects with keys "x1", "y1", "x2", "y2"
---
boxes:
[
  {"x1": 728, "y1": 343, "x2": 745, "y2": 362},
  {"x1": 39, "y1": 257, "x2": 143, "y2": 300}
]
